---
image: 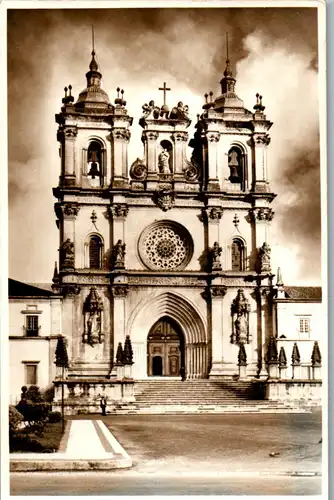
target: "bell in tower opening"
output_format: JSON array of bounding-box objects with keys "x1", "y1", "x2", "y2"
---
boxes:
[
  {"x1": 87, "y1": 140, "x2": 103, "y2": 186},
  {"x1": 228, "y1": 146, "x2": 243, "y2": 184}
]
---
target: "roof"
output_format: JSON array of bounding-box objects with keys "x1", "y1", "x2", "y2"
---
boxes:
[
  {"x1": 8, "y1": 279, "x2": 58, "y2": 298},
  {"x1": 283, "y1": 286, "x2": 322, "y2": 301}
]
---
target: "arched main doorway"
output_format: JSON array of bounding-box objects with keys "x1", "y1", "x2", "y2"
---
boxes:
[{"x1": 147, "y1": 316, "x2": 185, "y2": 377}]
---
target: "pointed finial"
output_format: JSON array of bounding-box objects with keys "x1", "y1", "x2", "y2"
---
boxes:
[
  {"x1": 226, "y1": 32, "x2": 229, "y2": 62},
  {"x1": 276, "y1": 267, "x2": 284, "y2": 286},
  {"x1": 92, "y1": 24, "x2": 95, "y2": 52},
  {"x1": 52, "y1": 261, "x2": 59, "y2": 283}
]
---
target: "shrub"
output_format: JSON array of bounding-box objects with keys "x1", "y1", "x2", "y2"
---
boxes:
[
  {"x1": 9, "y1": 406, "x2": 23, "y2": 436},
  {"x1": 16, "y1": 385, "x2": 51, "y2": 431},
  {"x1": 43, "y1": 386, "x2": 55, "y2": 403},
  {"x1": 48, "y1": 411, "x2": 61, "y2": 423}
]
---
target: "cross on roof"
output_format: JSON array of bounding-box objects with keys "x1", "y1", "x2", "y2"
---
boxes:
[{"x1": 159, "y1": 82, "x2": 171, "y2": 106}]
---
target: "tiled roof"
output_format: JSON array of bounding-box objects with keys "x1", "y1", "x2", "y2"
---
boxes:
[
  {"x1": 9, "y1": 279, "x2": 56, "y2": 297},
  {"x1": 284, "y1": 286, "x2": 322, "y2": 300}
]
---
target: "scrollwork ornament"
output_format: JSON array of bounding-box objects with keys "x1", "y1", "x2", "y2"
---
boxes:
[
  {"x1": 113, "y1": 128, "x2": 131, "y2": 142},
  {"x1": 207, "y1": 132, "x2": 220, "y2": 143},
  {"x1": 153, "y1": 189, "x2": 175, "y2": 211},
  {"x1": 112, "y1": 285, "x2": 129, "y2": 297},
  {"x1": 110, "y1": 204, "x2": 129, "y2": 219},
  {"x1": 183, "y1": 159, "x2": 200, "y2": 181},
  {"x1": 173, "y1": 132, "x2": 188, "y2": 142},
  {"x1": 208, "y1": 207, "x2": 224, "y2": 221},
  {"x1": 63, "y1": 203, "x2": 80, "y2": 218},
  {"x1": 61, "y1": 284, "x2": 81, "y2": 297},
  {"x1": 211, "y1": 286, "x2": 227, "y2": 298},
  {"x1": 254, "y1": 134, "x2": 271, "y2": 146},
  {"x1": 130, "y1": 158, "x2": 148, "y2": 181},
  {"x1": 64, "y1": 127, "x2": 78, "y2": 139}
]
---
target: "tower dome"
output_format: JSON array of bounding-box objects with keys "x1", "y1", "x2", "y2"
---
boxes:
[{"x1": 75, "y1": 50, "x2": 112, "y2": 112}]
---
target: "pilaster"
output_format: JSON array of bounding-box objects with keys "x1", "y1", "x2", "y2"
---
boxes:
[{"x1": 206, "y1": 131, "x2": 221, "y2": 190}]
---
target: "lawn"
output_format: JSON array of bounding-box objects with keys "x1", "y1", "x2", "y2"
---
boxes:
[{"x1": 10, "y1": 421, "x2": 64, "y2": 453}]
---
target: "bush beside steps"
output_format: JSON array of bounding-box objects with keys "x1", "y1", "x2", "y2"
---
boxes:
[{"x1": 9, "y1": 386, "x2": 64, "y2": 453}]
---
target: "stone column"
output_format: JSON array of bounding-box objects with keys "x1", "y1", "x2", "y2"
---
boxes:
[
  {"x1": 252, "y1": 207, "x2": 274, "y2": 254},
  {"x1": 172, "y1": 131, "x2": 188, "y2": 175},
  {"x1": 206, "y1": 207, "x2": 223, "y2": 249},
  {"x1": 256, "y1": 288, "x2": 269, "y2": 379},
  {"x1": 57, "y1": 203, "x2": 80, "y2": 271},
  {"x1": 108, "y1": 203, "x2": 129, "y2": 265},
  {"x1": 209, "y1": 286, "x2": 227, "y2": 377},
  {"x1": 142, "y1": 130, "x2": 159, "y2": 177},
  {"x1": 111, "y1": 285, "x2": 129, "y2": 375},
  {"x1": 111, "y1": 128, "x2": 131, "y2": 187},
  {"x1": 206, "y1": 132, "x2": 220, "y2": 191},
  {"x1": 252, "y1": 133, "x2": 271, "y2": 193},
  {"x1": 62, "y1": 127, "x2": 77, "y2": 185}
]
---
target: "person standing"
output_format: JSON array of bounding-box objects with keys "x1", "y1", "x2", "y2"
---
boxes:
[{"x1": 100, "y1": 396, "x2": 107, "y2": 416}]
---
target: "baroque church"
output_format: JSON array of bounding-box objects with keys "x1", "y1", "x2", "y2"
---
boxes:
[{"x1": 8, "y1": 46, "x2": 323, "y2": 411}]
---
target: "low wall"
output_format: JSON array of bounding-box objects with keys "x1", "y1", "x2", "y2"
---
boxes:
[
  {"x1": 52, "y1": 378, "x2": 135, "y2": 415},
  {"x1": 264, "y1": 380, "x2": 322, "y2": 406}
]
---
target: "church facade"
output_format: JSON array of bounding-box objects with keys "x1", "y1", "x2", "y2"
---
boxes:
[
  {"x1": 8, "y1": 47, "x2": 323, "y2": 409},
  {"x1": 52, "y1": 48, "x2": 275, "y2": 383}
]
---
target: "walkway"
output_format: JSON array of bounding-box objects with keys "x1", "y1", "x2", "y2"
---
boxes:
[{"x1": 10, "y1": 420, "x2": 132, "y2": 471}]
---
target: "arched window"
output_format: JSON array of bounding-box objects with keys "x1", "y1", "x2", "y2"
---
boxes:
[
  {"x1": 89, "y1": 235, "x2": 103, "y2": 269},
  {"x1": 228, "y1": 145, "x2": 247, "y2": 190},
  {"x1": 231, "y1": 238, "x2": 245, "y2": 271},
  {"x1": 87, "y1": 141, "x2": 103, "y2": 179}
]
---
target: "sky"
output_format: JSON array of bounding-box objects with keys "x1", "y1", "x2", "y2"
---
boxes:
[{"x1": 7, "y1": 7, "x2": 322, "y2": 285}]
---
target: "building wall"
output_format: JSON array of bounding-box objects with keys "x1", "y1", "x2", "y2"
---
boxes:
[
  {"x1": 274, "y1": 300, "x2": 324, "y2": 378},
  {"x1": 9, "y1": 297, "x2": 62, "y2": 404}
]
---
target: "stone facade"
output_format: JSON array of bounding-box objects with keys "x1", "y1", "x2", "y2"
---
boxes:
[
  {"x1": 8, "y1": 48, "x2": 323, "y2": 410},
  {"x1": 51, "y1": 49, "x2": 277, "y2": 388}
]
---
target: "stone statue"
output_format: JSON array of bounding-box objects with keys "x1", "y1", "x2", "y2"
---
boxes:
[
  {"x1": 83, "y1": 287, "x2": 104, "y2": 346},
  {"x1": 177, "y1": 101, "x2": 189, "y2": 119},
  {"x1": 86, "y1": 312, "x2": 100, "y2": 345},
  {"x1": 158, "y1": 149, "x2": 171, "y2": 174},
  {"x1": 211, "y1": 241, "x2": 222, "y2": 271},
  {"x1": 60, "y1": 238, "x2": 74, "y2": 268},
  {"x1": 113, "y1": 240, "x2": 126, "y2": 269},
  {"x1": 235, "y1": 313, "x2": 248, "y2": 345},
  {"x1": 259, "y1": 242, "x2": 271, "y2": 272},
  {"x1": 141, "y1": 100, "x2": 155, "y2": 119}
]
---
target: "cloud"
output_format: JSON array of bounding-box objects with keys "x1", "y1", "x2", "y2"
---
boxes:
[
  {"x1": 7, "y1": 9, "x2": 320, "y2": 284},
  {"x1": 236, "y1": 32, "x2": 320, "y2": 284}
]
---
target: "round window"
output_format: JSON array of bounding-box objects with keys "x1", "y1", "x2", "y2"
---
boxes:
[{"x1": 138, "y1": 221, "x2": 193, "y2": 271}]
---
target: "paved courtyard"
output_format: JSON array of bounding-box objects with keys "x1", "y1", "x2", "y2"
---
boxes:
[{"x1": 72, "y1": 410, "x2": 322, "y2": 475}]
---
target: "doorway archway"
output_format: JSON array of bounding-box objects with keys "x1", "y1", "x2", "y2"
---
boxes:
[{"x1": 147, "y1": 316, "x2": 185, "y2": 377}]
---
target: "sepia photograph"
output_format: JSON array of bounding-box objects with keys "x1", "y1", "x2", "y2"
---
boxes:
[{"x1": 3, "y1": 1, "x2": 326, "y2": 497}]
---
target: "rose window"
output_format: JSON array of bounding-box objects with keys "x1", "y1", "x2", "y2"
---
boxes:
[{"x1": 139, "y1": 221, "x2": 193, "y2": 271}]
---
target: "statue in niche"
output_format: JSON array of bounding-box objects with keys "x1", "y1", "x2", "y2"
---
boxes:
[
  {"x1": 158, "y1": 149, "x2": 171, "y2": 174},
  {"x1": 211, "y1": 242, "x2": 222, "y2": 271},
  {"x1": 86, "y1": 311, "x2": 101, "y2": 345},
  {"x1": 113, "y1": 240, "x2": 126, "y2": 269},
  {"x1": 235, "y1": 313, "x2": 248, "y2": 345},
  {"x1": 231, "y1": 289, "x2": 250, "y2": 344},
  {"x1": 259, "y1": 242, "x2": 271, "y2": 272},
  {"x1": 60, "y1": 238, "x2": 74, "y2": 268},
  {"x1": 83, "y1": 287, "x2": 104, "y2": 346}
]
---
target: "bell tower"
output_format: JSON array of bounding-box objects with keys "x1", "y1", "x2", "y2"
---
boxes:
[{"x1": 53, "y1": 46, "x2": 133, "y2": 378}]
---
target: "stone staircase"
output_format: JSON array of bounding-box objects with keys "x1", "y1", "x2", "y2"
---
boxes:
[{"x1": 109, "y1": 379, "x2": 308, "y2": 414}]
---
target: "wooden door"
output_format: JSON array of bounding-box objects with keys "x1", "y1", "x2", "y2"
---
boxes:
[{"x1": 147, "y1": 317, "x2": 183, "y2": 377}]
